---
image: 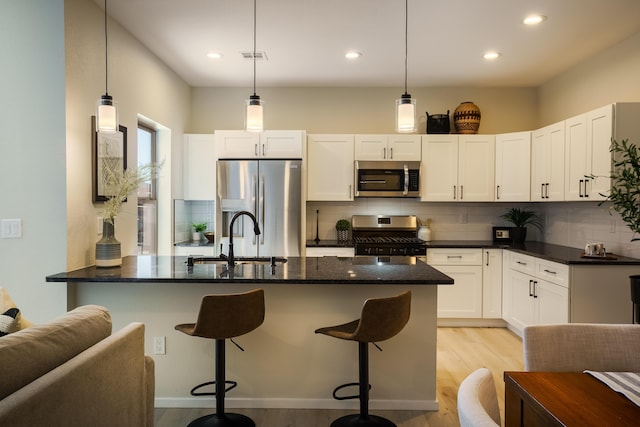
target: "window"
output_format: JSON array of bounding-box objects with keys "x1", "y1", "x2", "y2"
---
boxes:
[{"x1": 137, "y1": 123, "x2": 157, "y2": 255}]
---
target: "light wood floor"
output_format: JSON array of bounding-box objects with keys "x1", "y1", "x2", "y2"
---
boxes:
[{"x1": 154, "y1": 327, "x2": 523, "y2": 427}]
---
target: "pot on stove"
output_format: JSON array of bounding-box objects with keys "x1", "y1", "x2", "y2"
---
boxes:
[{"x1": 426, "y1": 110, "x2": 450, "y2": 134}]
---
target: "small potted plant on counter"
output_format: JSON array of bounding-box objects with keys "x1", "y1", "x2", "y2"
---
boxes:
[
  {"x1": 500, "y1": 207, "x2": 543, "y2": 244},
  {"x1": 335, "y1": 219, "x2": 351, "y2": 242},
  {"x1": 191, "y1": 222, "x2": 207, "y2": 242}
]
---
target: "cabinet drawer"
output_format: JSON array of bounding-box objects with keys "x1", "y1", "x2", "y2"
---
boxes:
[
  {"x1": 427, "y1": 249, "x2": 482, "y2": 266},
  {"x1": 306, "y1": 247, "x2": 355, "y2": 257},
  {"x1": 509, "y1": 252, "x2": 536, "y2": 275},
  {"x1": 536, "y1": 260, "x2": 569, "y2": 288}
]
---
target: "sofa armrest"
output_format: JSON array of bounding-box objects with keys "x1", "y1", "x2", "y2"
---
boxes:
[
  {"x1": 0, "y1": 322, "x2": 153, "y2": 427},
  {"x1": 145, "y1": 355, "x2": 155, "y2": 427}
]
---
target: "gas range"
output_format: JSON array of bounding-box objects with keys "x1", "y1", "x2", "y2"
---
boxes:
[{"x1": 351, "y1": 215, "x2": 426, "y2": 257}]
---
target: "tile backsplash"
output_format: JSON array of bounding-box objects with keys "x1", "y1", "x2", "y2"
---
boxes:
[
  {"x1": 306, "y1": 199, "x2": 640, "y2": 259},
  {"x1": 174, "y1": 199, "x2": 215, "y2": 243}
]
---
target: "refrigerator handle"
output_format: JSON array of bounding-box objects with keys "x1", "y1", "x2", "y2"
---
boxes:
[
  {"x1": 252, "y1": 174, "x2": 258, "y2": 245},
  {"x1": 260, "y1": 175, "x2": 265, "y2": 245}
]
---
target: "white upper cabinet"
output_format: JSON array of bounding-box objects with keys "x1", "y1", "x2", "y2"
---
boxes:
[
  {"x1": 531, "y1": 122, "x2": 565, "y2": 201},
  {"x1": 495, "y1": 131, "x2": 531, "y2": 201},
  {"x1": 307, "y1": 134, "x2": 355, "y2": 201},
  {"x1": 564, "y1": 105, "x2": 613, "y2": 201},
  {"x1": 183, "y1": 134, "x2": 216, "y2": 200},
  {"x1": 354, "y1": 134, "x2": 421, "y2": 161},
  {"x1": 216, "y1": 130, "x2": 303, "y2": 159},
  {"x1": 422, "y1": 134, "x2": 495, "y2": 202}
]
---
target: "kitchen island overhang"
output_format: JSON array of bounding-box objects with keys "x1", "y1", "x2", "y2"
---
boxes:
[{"x1": 47, "y1": 256, "x2": 452, "y2": 411}]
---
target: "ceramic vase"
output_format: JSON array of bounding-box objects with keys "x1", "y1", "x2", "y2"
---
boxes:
[
  {"x1": 337, "y1": 229, "x2": 349, "y2": 242},
  {"x1": 511, "y1": 227, "x2": 527, "y2": 244},
  {"x1": 96, "y1": 220, "x2": 122, "y2": 267},
  {"x1": 453, "y1": 101, "x2": 481, "y2": 134}
]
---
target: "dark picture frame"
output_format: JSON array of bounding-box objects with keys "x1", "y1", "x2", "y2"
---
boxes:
[{"x1": 91, "y1": 116, "x2": 128, "y2": 202}]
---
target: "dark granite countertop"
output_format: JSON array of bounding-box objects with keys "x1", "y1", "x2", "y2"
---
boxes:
[
  {"x1": 46, "y1": 256, "x2": 454, "y2": 285},
  {"x1": 307, "y1": 239, "x2": 640, "y2": 265},
  {"x1": 425, "y1": 240, "x2": 640, "y2": 265}
]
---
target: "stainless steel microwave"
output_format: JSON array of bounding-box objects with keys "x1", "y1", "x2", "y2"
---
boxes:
[{"x1": 354, "y1": 160, "x2": 421, "y2": 198}]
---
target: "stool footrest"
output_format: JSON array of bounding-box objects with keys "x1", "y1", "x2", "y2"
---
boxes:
[
  {"x1": 332, "y1": 382, "x2": 372, "y2": 401},
  {"x1": 190, "y1": 380, "x2": 238, "y2": 396}
]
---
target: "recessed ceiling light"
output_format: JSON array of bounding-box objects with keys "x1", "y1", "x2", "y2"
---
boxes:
[
  {"x1": 206, "y1": 52, "x2": 223, "y2": 59},
  {"x1": 345, "y1": 51, "x2": 362, "y2": 60},
  {"x1": 523, "y1": 14, "x2": 547, "y2": 25},
  {"x1": 483, "y1": 51, "x2": 501, "y2": 60}
]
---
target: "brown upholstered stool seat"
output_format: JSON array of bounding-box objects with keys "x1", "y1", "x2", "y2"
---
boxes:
[
  {"x1": 175, "y1": 288, "x2": 265, "y2": 427},
  {"x1": 315, "y1": 290, "x2": 411, "y2": 427}
]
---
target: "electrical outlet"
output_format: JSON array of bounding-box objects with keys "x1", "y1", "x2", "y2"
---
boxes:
[
  {"x1": 154, "y1": 336, "x2": 166, "y2": 355},
  {"x1": 1, "y1": 219, "x2": 22, "y2": 238}
]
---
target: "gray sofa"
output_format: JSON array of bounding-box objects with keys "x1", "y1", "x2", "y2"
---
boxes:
[{"x1": 0, "y1": 304, "x2": 155, "y2": 427}]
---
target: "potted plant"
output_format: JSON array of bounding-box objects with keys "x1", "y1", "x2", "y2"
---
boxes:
[
  {"x1": 97, "y1": 163, "x2": 160, "y2": 267},
  {"x1": 191, "y1": 222, "x2": 207, "y2": 242},
  {"x1": 500, "y1": 207, "x2": 543, "y2": 244},
  {"x1": 335, "y1": 219, "x2": 351, "y2": 242}
]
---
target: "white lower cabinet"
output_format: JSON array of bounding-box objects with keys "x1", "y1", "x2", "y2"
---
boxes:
[
  {"x1": 502, "y1": 251, "x2": 568, "y2": 334},
  {"x1": 428, "y1": 249, "x2": 483, "y2": 318},
  {"x1": 482, "y1": 249, "x2": 503, "y2": 319},
  {"x1": 174, "y1": 245, "x2": 215, "y2": 256}
]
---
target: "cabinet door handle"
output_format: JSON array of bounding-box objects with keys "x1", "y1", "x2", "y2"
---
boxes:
[
  {"x1": 486, "y1": 252, "x2": 489, "y2": 266},
  {"x1": 543, "y1": 269, "x2": 557, "y2": 275},
  {"x1": 541, "y1": 183, "x2": 545, "y2": 200},
  {"x1": 453, "y1": 185, "x2": 457, "y2": 200},
  {"x1": 262, "y1": 143, "x2": 266, "y2": 157},
  {"x1": 390, "y1": 147, "x2": 393, "y2": 159},
  {"x1": 584, "y1": 178, "x2": 590, "y2": 197},
  {"x1": 517, "y1": 261, "x2": 527, "y2": 266},
  {"x1": 255, "y1": 143, "x2": 259, "y2": 157},
  {"x1": 460, "y1": 185, "x2": 464, "y2": 200},
  {"x1": 579, "y1": 179, "x2": 584, "y2": 197},
  {"x1": 528, "y1": 280, "x2": 534, "y2": 297},
  {"x1": 533, "y1": 280, "x2": 538, "y2": 298},
  {"x1": 383, "y1": 147, "x2": 387, "y2": 159},
  {"x1": 496, "y1": 185, "x2": 500, "y2": 200},
  {"x1": 349, "y1": 184, "x2": 352, "y2": 199},
  {"x1": 447, "y1": 255, "x2": 463, "y2": 259},
  {"x1": 546, "y1": 183, "x2": 550, "y2": 199}
]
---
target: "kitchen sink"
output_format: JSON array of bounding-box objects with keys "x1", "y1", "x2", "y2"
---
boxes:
[{"x1": 186, "y1": 256, "x2": 287, "y2": 267}]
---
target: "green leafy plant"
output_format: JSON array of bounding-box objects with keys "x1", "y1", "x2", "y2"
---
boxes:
[
  {"x1": 335, "y1": 219, "x2": 351, "y2": 231},
  {"x1": 500, "y1": 208, "x2": 543, "y2": 231},
  {"x1": 191, "y1": 222, "x2": 207, "y2": 232},
  {"x1": 595, "y1": 138, "x2": 640, "y2": 240}
]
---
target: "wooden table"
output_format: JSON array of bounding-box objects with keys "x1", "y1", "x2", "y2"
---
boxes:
[{"x1": 504, "y1": 371, "x2": 640, "y2": 426}]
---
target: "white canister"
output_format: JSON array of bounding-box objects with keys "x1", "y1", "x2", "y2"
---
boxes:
[{"x1": 418, "y1": 226, "x2": 432, "y2": 242}]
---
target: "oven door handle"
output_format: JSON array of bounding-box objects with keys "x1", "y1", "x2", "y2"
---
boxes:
[
  {"x1": 359, "y1": 180, "x2": 387, "y2": 184},
  {"x1": 403, "y1": 164, "x2": 409, "y2": 196}
]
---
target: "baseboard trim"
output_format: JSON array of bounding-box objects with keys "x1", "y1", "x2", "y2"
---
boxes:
[
  {"x1": 437, "y1": 318, "x2": 507, "y2": 327},
  {"x1": 155, "y1": 397, "x2": 439, "y2": 411}
]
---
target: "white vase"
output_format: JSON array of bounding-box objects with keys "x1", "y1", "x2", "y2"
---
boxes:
[
  {"x1": 418, "y1": 226, "x2": 432, "y2": 242},
  {"x1": 192, "y1": 232, "x2": 202, "y2": 242}
]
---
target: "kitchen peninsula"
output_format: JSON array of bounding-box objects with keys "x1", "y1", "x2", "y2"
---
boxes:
[{"x1": 47, "y1": 256, "x2": 453, "y2": 411}]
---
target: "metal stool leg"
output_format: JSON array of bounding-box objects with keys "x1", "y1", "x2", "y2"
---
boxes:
[
  {"x1": 187, "y1": 339, "x2": 255, "y2": 427},
  {"x1": 330, "y1": 342, "x2": 397, "y2": 427}
]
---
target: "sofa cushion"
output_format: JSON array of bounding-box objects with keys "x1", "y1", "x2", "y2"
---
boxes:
[
  {"x1": 0, "y1": 304, "x2": 112, "y2": 400},
  {"x1": 0, "y1": 286, "x2": 34, "y2": 332}
]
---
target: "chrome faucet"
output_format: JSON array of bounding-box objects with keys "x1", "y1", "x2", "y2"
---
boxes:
[{"x1": 227, "y1": 210, "x2": 261, "y2": 267}]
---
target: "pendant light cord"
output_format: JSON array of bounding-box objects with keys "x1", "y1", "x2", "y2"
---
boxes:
[
  {"x1": 104, "y1": 0, "x2": 109, "y2": 95},
  {"x1": 252, "y1": 0, "x2": 257, "y2": 96},
  {"x1": 403, "y1": 0, "x2": 408, "y2": 95}
]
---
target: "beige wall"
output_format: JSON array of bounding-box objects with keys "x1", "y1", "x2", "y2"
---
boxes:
[
  {"x1": 538, "y1": 31, "x2": 640, "y2": 126},
  {"x1": 65, "y1": 0, "x2": 191, "y2": 269},
  {"x1": 189, "y1": 86, "x2": 538, "y2": 135}
]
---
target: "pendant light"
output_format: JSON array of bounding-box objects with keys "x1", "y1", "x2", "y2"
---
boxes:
[
  {"x1": 396, "y1": 0, "x2": 416, "y2": 133},
  {"x1": 96, "y1": 0, "x2": 118, "y2": 133},
  {"x1": 245, "y1": 0, "x2": 263, "y2": 132}
]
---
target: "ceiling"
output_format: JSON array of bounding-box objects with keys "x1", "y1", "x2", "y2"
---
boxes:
[{"x1": 98, "y1": 0, "x2": 640, "y2": 88}]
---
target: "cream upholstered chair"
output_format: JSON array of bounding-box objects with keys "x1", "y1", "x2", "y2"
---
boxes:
[
  {"x1": 457, "y1": 367, "x2": 501, "y2": 427},
  {"x1": 523, "y1": 323, "x2": 640, "y2": 372}
]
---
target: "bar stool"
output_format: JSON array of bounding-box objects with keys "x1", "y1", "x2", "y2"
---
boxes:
[
  {"x1": 175, "y1": 289, "x2": 265, "y2": 427},
  {"x1": 315, "y1": 290, "x2": 411, "y2": 427},
  {"x1": 631, "y1": 275, "x2": 640, "y2": 324}
]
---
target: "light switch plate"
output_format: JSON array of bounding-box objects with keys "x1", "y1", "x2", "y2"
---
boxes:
[{"x1": 1, "y1": 219, "x2": 22, "y2": 238}]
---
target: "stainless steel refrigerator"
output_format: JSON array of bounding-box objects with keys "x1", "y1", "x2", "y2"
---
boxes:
[{"x1": 216, "y1": 159, "x2": 301, "y2": 257}]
